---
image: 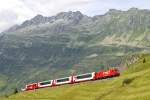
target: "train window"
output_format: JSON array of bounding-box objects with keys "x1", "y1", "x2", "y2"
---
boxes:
[
  {"x1": 56, "y1": 78, "x2": 69, "y2": 83},
  {"x1": 27, "y1": 85, "x2": 31, "y2": 88},
  {"x1": 76, "y1": 74, "x2": 92, "y2": 79},
  {"x1": 40, "y1": 81, "x2": 51, "y2": 85}
]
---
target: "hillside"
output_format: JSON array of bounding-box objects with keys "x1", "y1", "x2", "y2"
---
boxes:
[
  {"x1": 0, "y1": 8, "x2": 150, "y2": 94},
  {"x1": 1, "y1": 53, "x2": 150, "y2": 100}
]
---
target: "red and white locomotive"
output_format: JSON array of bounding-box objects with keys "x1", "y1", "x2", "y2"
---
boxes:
[{"x1": 22, "y1": 68, "x2": 120, "y2": 91}]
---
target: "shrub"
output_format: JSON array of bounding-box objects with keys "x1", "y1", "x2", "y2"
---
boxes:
[
  {"x1": 122, "y1": 78, "x2": 133, "y2": 86},
  {"x1": 13, "y1": 88, "x2": 18, "y2": 94},
  {"x1": 143, "y1": 58, "x2": 146, "y2": 63}
]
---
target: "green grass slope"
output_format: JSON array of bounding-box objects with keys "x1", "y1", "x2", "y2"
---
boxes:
[{"x1": 2, "y1": 54, "x2": 150, "y2": 100}]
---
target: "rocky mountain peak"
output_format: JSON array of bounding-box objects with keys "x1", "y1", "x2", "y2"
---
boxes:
[
  {"x1": 128, "y1": 7, "x2": 139, "y2": 11},
  {"x1": 55, "y1": 11, "x2": 84, "y2": 24},
  {"x1": 21, "y1": 14, "x2": 51, "y2": 27},
  {"x1": 5, "y1": 11, "x2": 84, "y2": 32},
  {"x1": 106, "y1": 9, "x2": 122, "y2": 15},
  {"x1": 31, "y1": 14, "x2": 45, "y2": 21},
  {"x1": 56, "y1": 11, "x2": 83, "y2": 19}
]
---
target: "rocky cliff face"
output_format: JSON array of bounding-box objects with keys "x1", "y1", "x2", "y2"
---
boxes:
[
  {"x1": 0, "y1": 8, "x2": 150, "y2": 94},
  {"x1": 3, "y1": 8, "x2": 150, "y2": 47}
]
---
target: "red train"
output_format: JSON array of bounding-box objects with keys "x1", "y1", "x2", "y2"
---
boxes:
[{"x1": 22, "y1": 68, "x2": 120, "y2": 91}]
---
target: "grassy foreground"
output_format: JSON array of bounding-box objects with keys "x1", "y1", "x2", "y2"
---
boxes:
[{"x1": 1, "y1": 54, "x2": 150, "y2": 100}]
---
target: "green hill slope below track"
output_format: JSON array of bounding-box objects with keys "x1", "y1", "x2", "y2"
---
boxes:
[{"x1": 1, "y1": 54, "x2": 150, "y2": 100}]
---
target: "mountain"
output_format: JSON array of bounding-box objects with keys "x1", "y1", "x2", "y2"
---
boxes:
[
  {"x1": 3, "y1": 8, "x2": 150, "y2": 47},
  {"x1": 0, "y1": 8, "x2": 150, "y2": 95}
]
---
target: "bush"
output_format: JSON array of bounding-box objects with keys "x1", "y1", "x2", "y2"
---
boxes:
[
  {"x1": 4, "y1": 95, "x2": 9, "y2": 98},
  {"x1": 143, "y1": 58, "x2": 146, "y2": 63},
  {"x1": 13, "y1": 88, "x2": 18, "y2": 94},
  {"x1": 122, "y1": 78, "x2": 133, "y2": 86}
]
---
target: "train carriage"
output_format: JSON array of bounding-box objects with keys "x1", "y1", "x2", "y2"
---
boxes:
[
  {"x1": 38, "y1": 80, "x2": 53, "y2": 88},
  {"x1": 54, "y1": 76, "x2": 72, "y2": 85},
  {"x1": 73, "y1": 72, "x2": 95, "y2": 82},
  {"x1": 25, "y1": 83, "x2": 38, "y2": 91},
  {"x1": 95, "y1": 68, "x2": 120, "y2": 79}
]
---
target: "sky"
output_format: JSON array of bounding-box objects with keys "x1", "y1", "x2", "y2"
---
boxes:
[{"x1": 0, "y1": 0, "x2": 150, "y2": 32}]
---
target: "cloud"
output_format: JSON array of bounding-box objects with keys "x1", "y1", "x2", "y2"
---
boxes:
[
  {"x1": 0, "y1": 0, "x2": 35, "y2": 32},
  {"x1": 21, "y1": 0, "x2": 92, "y2": 15},
  {"x1": 0, "y1": 0, "x2": 92, "y2": 32},
  {"x1": 1, "y1": 0, "x2": 150, "y2": 32},
  {"x1": 89, "y1": 0, "x2": 150, "y2": 15},
  {"x1": 0, "y1": 9, "x2": 18, "y2": 32}
]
